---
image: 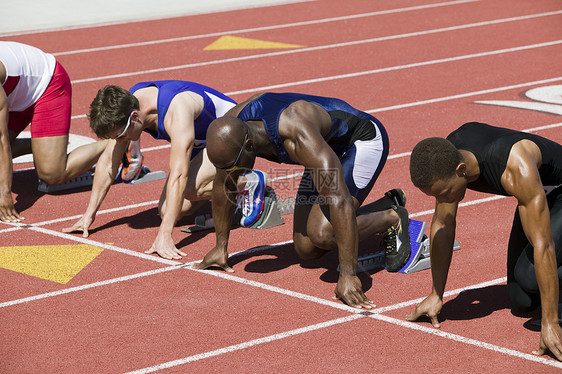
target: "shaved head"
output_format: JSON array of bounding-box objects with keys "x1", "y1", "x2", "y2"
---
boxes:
[{"x1": 206, "y1": 116, "x2": 249, "y2": 169}]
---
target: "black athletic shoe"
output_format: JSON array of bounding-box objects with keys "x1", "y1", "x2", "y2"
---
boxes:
[
  {"x1": 384, "y1": 205, "x2": 411, "y2": 272},
  {"x1": 385, "y1": 188, "x2": 406, "y2": 207}
]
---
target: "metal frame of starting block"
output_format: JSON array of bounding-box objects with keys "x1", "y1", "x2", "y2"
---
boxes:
[
  {"x1": 115, "y1": 165, "x2": 166, "y2": 185},
  {"x1": 38, "y1": 165, "x2": 166, "y2": 193},
  {"x1": 38, "y1": 169, "x2": 96, "y2": 193},
  {"x1": 247, "y1": 186, "x2": 284, "y2": 229},
  {"x1": 341, "y1": 218, "x2": 461, "y2": 274},
  {"x1": 181, "y1": 186, "x2": 285, "y2": 233}
]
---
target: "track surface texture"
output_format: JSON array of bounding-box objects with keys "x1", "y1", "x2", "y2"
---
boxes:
[{"x1": 1, "y1": 0, "x2": 562, "y2": 372}]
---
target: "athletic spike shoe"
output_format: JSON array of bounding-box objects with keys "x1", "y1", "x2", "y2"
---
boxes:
[
  {"x1": 385, "y1": 188, "x2": 406, "y2": 207},
  {"x1": 384, "y1": 205, "x2": 411, "y2": 272},
  {"x1": 239, "y1": 170, "x2": 267, "y2": 227},
  {"x1": 121, "y1": 140, "x2": 144, "y2": 182}
]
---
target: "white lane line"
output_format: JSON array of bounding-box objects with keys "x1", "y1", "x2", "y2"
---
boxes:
[
  {"x1": 0, "y1": 265, "x2": 183, "y2": 308},
  {"x1": 372, "y1": 313, "x2": 562, "y2": 369},
  {"x1": 224, "y1": 40, "x2": 562, "y2": 96},
  {"x1": 2, "y1": 225, "x2": 555, "y2": 369},
  {"x1": 28, "y1": 225, "x2": 178, "y2": 265},
  {"x1": 67, "y1": 76, "x2": 562, "y2": 122},
  {"x1": 367, "y1": 77, "x2": 562, "y2": 113},
  {"x1": 54, "y1": 0, "x2": 479, "y2": 56},
  {"x1": 372, "y1": 277, "x2": 508, "y2": 314},
  {"x1": 0, "y1": 200, "x2": 158, "y2": 234},
  {"x1": 124, "y1": 314, "x2": 366, "y2": 374},
  {"x1": 410, "y1": 195, "x2": 507, "y2": 219},
  {"x1": 69, "y1": 16, "x2": 562, "y2": 85},
  {"x1": 0, "y1": 243, "x2": 293, "y2": 309},
  {"x1": 124, "y1": 271, "x2": 559, "y2": 373}
]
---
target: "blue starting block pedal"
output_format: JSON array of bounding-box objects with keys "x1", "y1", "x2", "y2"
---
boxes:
[{"x1": 347, "y1": 219, "x2": 461, "y2": 274}]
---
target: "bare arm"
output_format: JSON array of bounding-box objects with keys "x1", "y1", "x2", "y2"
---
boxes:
[
  {"x1": 63, "y1": 139, "x2": 128, "y2": 236},
  {"x1": 145, "y1": 92, "x2": 198, "y2": 259},
  {"x1": 503, "y1": 141, "x2": 562, "y2": 360},
  {"x1": 192, "y1": 167, "x2": 238, "y2": 272},
  {"x1": 429, "y1": 201, "x2": 458, "y2": 298},
  {"x1": 282, "y1": 102, "x2": 370, "y2": 308},
  {"x1": 0, "y1": 79, "x2": 19, "y2": 223},
  {"x1": 406, "y1": 199, "x2": 458, "y2": 327}
]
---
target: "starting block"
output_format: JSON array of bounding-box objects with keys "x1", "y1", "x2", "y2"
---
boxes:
[
  {"x1": 38, "y1": 165, "x2": 166, "y2": 193},
  {"x1": 343, "y1": 219, "x2": 461, "y2": 274},
  {"x1": 247, "y1": 186, "x2": 284, "y2": 229},
  {"x1": 181, "y1": 186, "x2": 285, "y2": 233},
  {"x1": 38, "y1": 169, "x2": 96, "y2": 193},
  {"x1": 114, "y1": 165, "x2": 166, "y2": 185}
]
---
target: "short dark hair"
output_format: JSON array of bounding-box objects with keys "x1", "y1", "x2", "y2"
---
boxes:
[
  {"x1": 88, "y1": 85, "x2": 139, "y2": 138},
  {"x1": 410, "y1": 137, "x2": 461, "y2": 188}
]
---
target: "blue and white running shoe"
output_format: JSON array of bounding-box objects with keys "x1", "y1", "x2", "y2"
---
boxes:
[{"x1": 239, "y1": 170, "x2": 267, "y2": 227}]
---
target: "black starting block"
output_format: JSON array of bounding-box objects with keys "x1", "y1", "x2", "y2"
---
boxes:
[
  {"x1": 38, "y1": 165, "x2": 166, "y2": 193},
  {"x1": 340, "y1": 218, "x2": 461, "y2": 274}
]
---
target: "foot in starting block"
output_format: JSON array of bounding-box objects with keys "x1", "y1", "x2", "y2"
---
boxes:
[
  {"x1": 247, "y1": 187, "x2": 284, "y2": 229},
  {"x1": 39, "y1": 165, "x2": 166, "y2": 193},
  {"x1": 116, "y1": 165, "x2": 166, "y2": 184},
  {"x1": 398, "y1": 219, "x2": 460, "y2": 274},
  {"x1": 38, "y1": 169, "x2": 95, "y2": 193},
  {"x1": 181, "y1": 187, "x2": 284, "y2": 234},
  {"x1": 343, "y1": 219, "x2": 460, "y2": 274}
]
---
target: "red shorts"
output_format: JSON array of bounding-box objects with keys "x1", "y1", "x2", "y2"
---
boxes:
[{"x1": 8, "y1": 61, "x2": 72, "y2": 138}]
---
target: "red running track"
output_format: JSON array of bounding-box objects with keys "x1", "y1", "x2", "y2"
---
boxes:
[{"x1": 1, "y1": 0, "x2": 562, "y2": 372}]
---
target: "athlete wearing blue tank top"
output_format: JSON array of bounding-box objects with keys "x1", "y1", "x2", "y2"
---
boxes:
[
  {"x1": 64, "y1": 82, "x2": 265, "y2": 260},
  {"x1": 408, "y1": 122, "x2": 562, "y2": 360},
  {"x1": 195, "y1": 92, "x2": 411, "y2": 309}
]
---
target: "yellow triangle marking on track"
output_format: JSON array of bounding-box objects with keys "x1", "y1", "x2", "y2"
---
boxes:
[
  {"x1": 0, "y1": 244, "x2": 104, "y2": 284},
  {"x1": 204, "y1": 35, "x2": 304, "y2": 50}
]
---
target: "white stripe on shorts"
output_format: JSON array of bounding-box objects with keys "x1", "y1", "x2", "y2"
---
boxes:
[{"x1": 352, "y1": 121, "x2": 385, "y2": 189}]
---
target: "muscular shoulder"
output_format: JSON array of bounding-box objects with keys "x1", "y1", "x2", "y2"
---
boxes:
[
  {"x1": 280, "y1": 100, "x2": 331, "y2": 138},
  {"x1": 167, "y1": 91, "x2": 204, "y2": 121},
  {"x1": 502, "y1": 139, "x2": 542, "y2": 196}
]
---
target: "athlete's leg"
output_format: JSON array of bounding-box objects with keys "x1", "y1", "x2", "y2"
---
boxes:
[
  {"x1": 506, "y1": 209, "x2": 540, "y2": 312},
  {"x1": 292, "y1": 171, "x2": 398, "y2": 261},
  {"x1": 508, "y1": 188, "x2": 562, "y2": 312},
  {"x1": 29, "y1": 61, "x2": 107, "y2": 185},
  {"x1": 7, "y1": 112, "x2": 32, "y2": 158},
  {"x1": 32, "y1": 135, "x2": 107, "y2": 185},
  {"x1": 293, "y1": 122, "x2": 397, "y2": 261},
  {"x1": 292, "y1": 172, "x2": 344, "y2": 260},
  {"x1": 158, "y1": 148, "x2": 215, "y2": 218}
]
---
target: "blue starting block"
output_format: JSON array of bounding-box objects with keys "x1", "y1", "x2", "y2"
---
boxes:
[{"x1": 349, "y1": 218, "x2": 461, "y2": 274}]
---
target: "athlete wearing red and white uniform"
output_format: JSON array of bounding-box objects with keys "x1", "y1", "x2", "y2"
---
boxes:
[
  {"x1": 1, "y1": 42, "x2": 56, "y2": 112},
  {"x1": 0, "y1": 42, "x2": 107, "y2": 223}
]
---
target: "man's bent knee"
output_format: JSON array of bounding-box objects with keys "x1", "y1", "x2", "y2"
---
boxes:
[
  {"x1": 36, "y1": 169, "x2": 67, "y2": 186},
  {"x1": 293, "y1": 235, "x2": 329, "y2": 260},
  {"x1": 507, "y1": 281, "x2": 540, "y2": 313}
]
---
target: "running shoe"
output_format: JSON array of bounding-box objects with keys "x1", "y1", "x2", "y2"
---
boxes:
[
  {"x1": 385, "y1": 188, "x2": 406, "y2": 207},
  {"x1": 384, "y1": 204, "x2": 411, "y2": 272},
  {"x1": 239, "y1": 170, "x2": 267, "y2": 227},
  {"x1": 120, "y1": 140, "x2": 144, "y2": 182}
]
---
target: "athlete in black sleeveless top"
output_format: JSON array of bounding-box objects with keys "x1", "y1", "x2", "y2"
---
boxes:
[{"x1": 408, "y1": 122, "x2": 562, "y2": 360}]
